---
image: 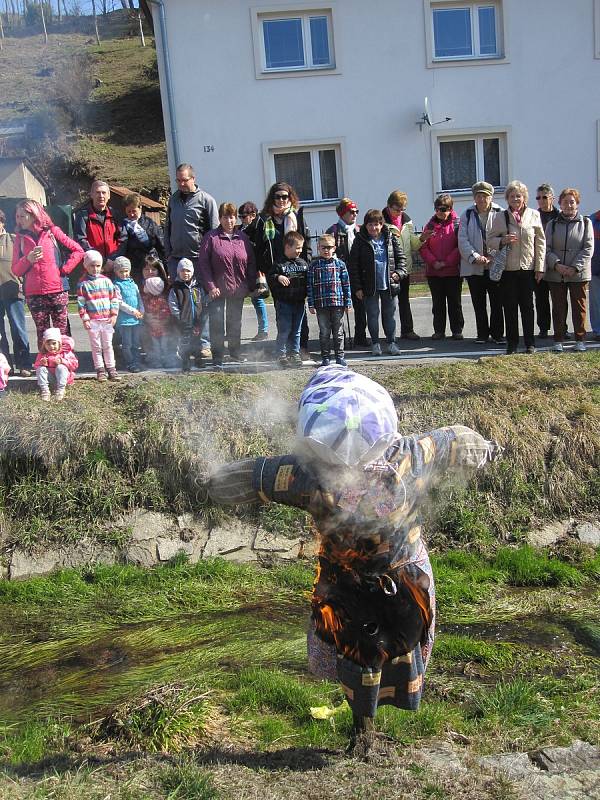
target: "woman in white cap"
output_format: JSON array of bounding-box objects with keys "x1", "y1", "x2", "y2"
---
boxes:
[
  {"x1": 208, "y1": 366, "x2": 500, "y2": 746},
  {"x1": 458, "y1": 181, "x2": 505, "y2": 344}
]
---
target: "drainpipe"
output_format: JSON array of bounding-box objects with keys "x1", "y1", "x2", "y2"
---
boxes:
[{"x1": 146, "y1": 0, "x2": 181, "y2": 173}]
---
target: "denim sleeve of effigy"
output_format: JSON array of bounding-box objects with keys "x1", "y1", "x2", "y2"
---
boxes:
[{"x1": 252, "y1": 455, "x2": 319, "y2": 509}]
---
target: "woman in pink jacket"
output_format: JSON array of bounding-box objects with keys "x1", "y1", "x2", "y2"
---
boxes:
[
  {"x1": 420, "y1": 194, "x2": 464, "y2": 340},
  {"x1": 11, "y1": 200, "x2": 84, "y2": 347}
]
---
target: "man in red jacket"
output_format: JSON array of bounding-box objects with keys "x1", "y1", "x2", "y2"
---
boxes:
[{"x1": 74, "y1": 180, "x2": 120, "y2": 273}]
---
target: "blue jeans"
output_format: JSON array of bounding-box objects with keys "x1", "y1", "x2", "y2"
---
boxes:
[
  {"x1": 252, "y1": 296, "x2": 268, "y2": 334},
  {"x1": 364, "y1": 291, "x2": 396, "y2": 345},
  {"x1": 0, "y1": 291, "x2": 32, "y2": 370},
  {"x1": 118, "y1": 324, "x2": 141, "y2": 368},
  {"x1": 589, "y1": 274, "x2": 600, "y2": 335},
  {"x1": 275, "y1": 300, "x2": 305, "y2": 356}
]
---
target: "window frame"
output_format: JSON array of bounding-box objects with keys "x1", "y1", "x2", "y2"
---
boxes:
[
  {"x1": 431, "y1": 127, "x2": 511, "y2": 197},
  {"x1": 251, "y1": 2, "x2": 340, "y2": 80},
  {"x1": 424, "y1": 0, "x2": 508, "y2": 68},
  {"x1": 262, "y1": 139, "x2": 345, "y2": 206}
]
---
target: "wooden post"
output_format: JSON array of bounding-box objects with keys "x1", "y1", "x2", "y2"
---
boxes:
[
  {"x1": 137, "y1": 9, "x2": 144, "y2": 46},
  {"x1": 39, "y1": 0, "x2": 47, "y2": 43}
]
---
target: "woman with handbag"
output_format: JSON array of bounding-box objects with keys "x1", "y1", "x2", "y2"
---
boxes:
[
  {"x1": 198, "y1": 202, "x2": 257, "y2": 367},
  {"x1": 419, "y1": 195, "x2": 463, "y2": 340},
  {"x1": 348, "y1": 209, "x2": 406, "y2": 356},
  {"x1": 458, "y1": 181, "x2": 505, "y2": 344},
  {"x1": 543, "y1": 188, "x2": 593, "y2": 352},
  {"x1": 487, "y1": 181, "x2": 545, "y2": 355},
  {"x1": 0, "y1": 209, "x2": 33, "y2": 376},
  {"x1": 11, "y1": 200, "x2": 84, "y2": 348},
  {"x1": 246, "y1": 183, "x2": 312, "y2": 354}
]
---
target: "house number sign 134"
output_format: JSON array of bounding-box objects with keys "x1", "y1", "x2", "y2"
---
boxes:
[{"x1": 203, "y1": 145, "x2": 215, "y2": 152}]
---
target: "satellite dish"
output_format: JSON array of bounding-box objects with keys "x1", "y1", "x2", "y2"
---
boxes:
[
  {"x1": 417, "y1": 96, "x2": 452, "y2": 131},
  {"x1": 424, "y1": 96, "x2": 433, "y2": 126}
]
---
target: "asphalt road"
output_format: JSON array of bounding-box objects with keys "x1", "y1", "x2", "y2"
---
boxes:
[{"x1": 18, "y1": 293, "x2": 598, "y2": 377}]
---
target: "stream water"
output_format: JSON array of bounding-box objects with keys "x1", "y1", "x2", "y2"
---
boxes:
[{"x1": 1, "y1": 596, "x2": 598, "y2": 728}]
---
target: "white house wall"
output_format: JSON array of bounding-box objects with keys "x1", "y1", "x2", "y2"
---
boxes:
[{"x1": 153, "y1": 0, "x2": 600, "y2": 232}]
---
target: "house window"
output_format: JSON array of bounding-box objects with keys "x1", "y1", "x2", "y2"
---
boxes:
[
  {"x1": 261, "y1": 11, "x2": 334, "y2": 71},
  {"x1": 437, "y1": 133, "x2": 507, "y2": 192},
  {"x1": 269, "y1": 145, "x2": 341, "y2": 203},
  {"x1": 431, "y1": 2, "x2": 502, "y2": 60}
]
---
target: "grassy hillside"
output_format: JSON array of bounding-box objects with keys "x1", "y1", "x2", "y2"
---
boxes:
[{"x1": 0, "y1": 11, "x2": 168, "y2": 201}]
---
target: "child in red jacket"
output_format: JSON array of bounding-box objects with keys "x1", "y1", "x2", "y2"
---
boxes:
[
  {"x1": 34, "y1": 327, "x2": 78, "y2": 401},
  {"x1": 420, "y1": 194, "x2": 464, "y2": 340}
]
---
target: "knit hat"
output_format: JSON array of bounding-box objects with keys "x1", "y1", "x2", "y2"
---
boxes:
[
  {"x1": 83, "y1": 249, "x2": 103, "y2": 268},
  {"x1": 43, "y1": 327, "x2": 62, "y2": 343},
  {"x1": 144, "y1": 276, "x2": 164, "y2": 296},
  {"x1": 113, "y1": 256, "x2": 132, "y2": 273},
  {"x1": 177, "y1": 258, "x2": 194, "y2": 274},
  {"x1": 472, "y1": 181, "x2": 494, "y2": 197},
  {"x1": 338, "y1": 199, "x2": 358, "y2": 216}
]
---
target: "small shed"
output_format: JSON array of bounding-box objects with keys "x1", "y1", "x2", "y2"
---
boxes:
[
  {"x1": 108, "y1": 185, "x2": 165, "y2": 225},
  {"x1": 0, "y1": 157, "x2": 48, "y2": 206}
]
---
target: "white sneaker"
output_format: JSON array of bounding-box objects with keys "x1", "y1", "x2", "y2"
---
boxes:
[
  {"x1": 552, "y1": 343, "x2": 563, "y2": 353},
  {"x1": 387, "y1": 342, "x2": 401, "y2": 356},
  {"x1": 371, "y1": 343, "x2": 382, "y2": 356},
  {"x1": 575, "y1": 341, "x2": 587, "y2": 352}
]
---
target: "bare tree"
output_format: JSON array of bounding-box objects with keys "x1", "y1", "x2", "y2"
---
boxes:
[
  {"x1": 91, "y1": 0, "x2": 100, "y2": 43},
  {"x1": 38, "y1": 0, "x2": 48, "y2": 42}
]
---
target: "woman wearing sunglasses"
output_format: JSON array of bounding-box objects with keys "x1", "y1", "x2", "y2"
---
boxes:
[{"x1": 246, "y1": 182, "x2": 312, "y2": 354}]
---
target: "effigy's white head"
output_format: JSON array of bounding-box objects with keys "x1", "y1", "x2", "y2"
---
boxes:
[{"x1": 295, "y1": 366, "x2": 398, "y2": 468}]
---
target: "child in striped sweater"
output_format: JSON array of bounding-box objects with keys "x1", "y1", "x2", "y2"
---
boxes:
[{"x1": 77, "y1": 249, "x2": 121, "y2": 382}]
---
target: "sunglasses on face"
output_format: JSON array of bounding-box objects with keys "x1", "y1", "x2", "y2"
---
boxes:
[
  {"x1": 435, "y1": 206, "x2": 450, "y2": 212},
  {"x1": 274, "y1": 193, "x2": 289, "y2": 200},
  {"x1": 536, "y1": 195, "x2": 551, "y2": 200}
]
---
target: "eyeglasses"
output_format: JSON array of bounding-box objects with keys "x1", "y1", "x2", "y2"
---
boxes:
[
  {"x1": 274, "y1": 193, "x2": 290, "y2": 200},
  {"x1": 536, "y1": 195, "x2": 551, "y2": 200},
  {"x1": 346, "y1": 209, "x2": 359, "y2": 214},
  {"x1": 320, "y1": 245, "x2": 336, "y2": 250},
  {"x1": 435, "y1": 205, "x2": 450, "y2": 212}
]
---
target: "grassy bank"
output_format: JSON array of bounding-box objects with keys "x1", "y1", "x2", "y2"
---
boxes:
[{"x1": 1, "y1": 353, "x2": 600, "y2": 554}]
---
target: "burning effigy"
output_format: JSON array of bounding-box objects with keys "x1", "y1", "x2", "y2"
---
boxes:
[{"x1": 208, "y1": 366, "x2": 500, "y2": 744}]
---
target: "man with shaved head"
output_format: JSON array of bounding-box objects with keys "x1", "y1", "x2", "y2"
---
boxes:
[{"x1": 74, "y1": 179, "x2": 120, "y2": 273}]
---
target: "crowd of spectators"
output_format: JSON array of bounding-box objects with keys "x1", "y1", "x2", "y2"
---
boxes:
[{"x1": 0, "y1": 169, "x2": 598, "y2": 399}]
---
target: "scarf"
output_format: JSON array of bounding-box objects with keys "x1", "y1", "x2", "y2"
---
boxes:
[
  {"x1": 338, "y1": 218, "x2": 356, "y2": 251},
  {"x1": 263, "y1": 208, "x2": 298, "y2": 241},
  {"x1": 511, "y1": 207, "x2": 523, "y2": 225}
]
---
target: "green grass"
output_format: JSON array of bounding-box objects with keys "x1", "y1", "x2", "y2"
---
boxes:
[
  {"x1": 159, "y1": 759, "x2": 220, "y2": 800},
  {"x1": 493, "y1": 545, "x2": 585, "y2": 587}
]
